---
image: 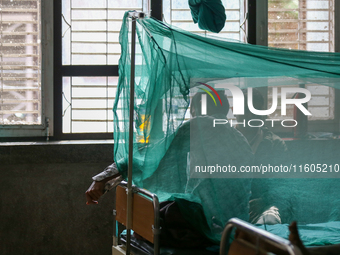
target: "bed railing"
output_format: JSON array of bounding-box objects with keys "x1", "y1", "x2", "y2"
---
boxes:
[
  {"x1": 113, "y1": 181, "x2": 160, "y2": 255},
  {"x1": 220, "y1": 218, "x2": 302, "y2": 255}
]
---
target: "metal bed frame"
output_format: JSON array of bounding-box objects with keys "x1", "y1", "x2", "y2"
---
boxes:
[
  {"x1": 112, "y1": 181, "x2": 161, "y2": 255},
  {"x1": 220, "y1": 218, "x2": 302, "y2": 255}
]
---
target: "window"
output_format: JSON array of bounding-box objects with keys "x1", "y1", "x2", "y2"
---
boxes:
[
  {"x1": 0, "y1": 0, "x2": 53, "y2": 138},
  {"x1": 54, "y1": 0, "x2": 148, "y2": 138},
  {"x1": 0, "y1": 0, "x2": 41, "y2": 126}
]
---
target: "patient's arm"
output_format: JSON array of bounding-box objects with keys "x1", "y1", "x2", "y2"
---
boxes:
[
  {"x1": 92, "y1": 162, "x2": 120, "y2": 182},
  {"x1": 85, "y1": 163, "x2": 121, "y2": 205}
]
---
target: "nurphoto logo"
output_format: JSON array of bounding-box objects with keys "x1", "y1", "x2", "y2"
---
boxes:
[{"x1": 198, "y1": 82, "x2": 312, "y2": 128}]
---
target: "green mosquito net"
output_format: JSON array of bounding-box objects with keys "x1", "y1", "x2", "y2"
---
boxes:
[{"x1": 113, "y1": 12, "x2": 340, "y2": 246}]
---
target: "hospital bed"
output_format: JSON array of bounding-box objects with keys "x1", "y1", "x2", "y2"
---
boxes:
[
  {"x1": 112, "y1": 181, "x2": 218, "y2": 255},
  {"x1": 111, "y1": 181, "x2": 303, "y2": 255}
]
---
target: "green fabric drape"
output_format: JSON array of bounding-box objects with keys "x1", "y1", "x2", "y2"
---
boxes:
[{"x1": 189, "y1": 0, "x2": 227, "y2": 33}]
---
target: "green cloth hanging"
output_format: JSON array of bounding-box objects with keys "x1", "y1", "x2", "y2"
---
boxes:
[{"x1": 189, "y1": 0, "x2": 226, "y2": 33}]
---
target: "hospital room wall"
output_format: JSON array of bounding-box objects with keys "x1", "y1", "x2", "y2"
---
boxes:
[{"x1": 0, "y1": 143, "x2": 115, "y2": 255}]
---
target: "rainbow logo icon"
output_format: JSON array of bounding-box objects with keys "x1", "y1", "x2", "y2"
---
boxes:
[{"x1": 197, "y1": 82, "x2": 223, "y2": 106}]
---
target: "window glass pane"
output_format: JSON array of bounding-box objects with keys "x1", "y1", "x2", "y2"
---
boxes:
[
  {"x1": 62, "y1": 76, "x2": 117, "y2": 133},
  {"x1": 62, "y1": 0, "x2": 147, "y2": 65},
  {"x1": 0, "y1": 0, "x2": 41, "y2": 125},
  {"x1": 269, "y1": 0, "x2": 333, "y2": 51}
]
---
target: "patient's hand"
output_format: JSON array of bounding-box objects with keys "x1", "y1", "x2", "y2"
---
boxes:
[{"x1": 85, "y1": 181, "x2": 105, "y2": 205}]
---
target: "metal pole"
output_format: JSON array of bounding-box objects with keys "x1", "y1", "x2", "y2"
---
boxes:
[
  {"x1": 126, "y1": 16, "x2": 137, "y2": 255},
  {"x1": 153, "y1": 195, "x2": 160, "y2": 255}
]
